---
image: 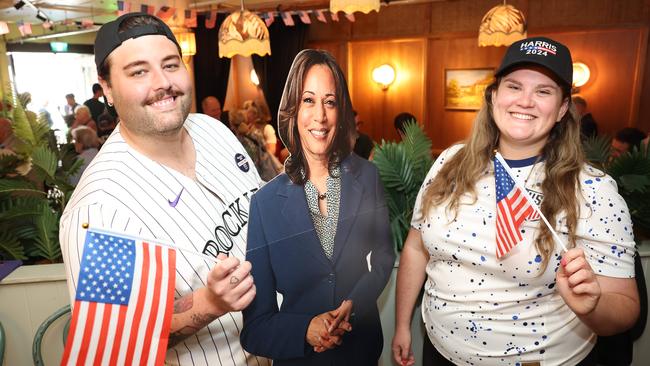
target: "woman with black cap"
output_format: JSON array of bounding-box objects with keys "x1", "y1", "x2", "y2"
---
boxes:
[{"x1": 392, "y1": 37, "x2": 639, "y2": 366}]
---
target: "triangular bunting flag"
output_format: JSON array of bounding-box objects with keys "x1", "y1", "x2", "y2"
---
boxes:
[
  {"x1": 265, "y1": 11, "x2": 275, "y2": 27},
  {"x1": 331, "y1": 11, "x2": 339, "y2": 22},
  {"x1": 81, "y1": 19, "x2": 94, "y2": 28},
  {"x1": 117, "y1": 1, "x2": 131, "y2": 16},
  {"x1": 0, "y1": 21, "x2": 9, "y2": 35},
  {"x1": 315, "y1": 10, "x2": 327, "y2": 23},
  {"x1": 18, "y1": 22, "x2": 32, "y2": 36},
  {"x1": 205, "y1": 10, "x2": 218, "y2": 29},
  {"x1": 281, "y1": 11, "x2": 295, "y2": 26},
  {"x1": 140, "y1": 4, "x2": 155, "y2": 15},
  {"x1": 345, "y1": 13, "x2": 355, "y2": 22},
  {"x1": 298, "y1": 11, "x2": 311, "y2": 24},
  {"x1": 184, "y1": 9, "x2": 197, "y2": 28},
  {"x1": 156, "y1": 6, "x2": 175, "y2": 21}
]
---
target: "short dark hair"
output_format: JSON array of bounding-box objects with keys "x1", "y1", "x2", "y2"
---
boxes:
[
  {"x1": 394, "y1": 112, "x2": 416, "y2": 134},
  {"x1": 97, "y1": 15, "x2": 175, "y2": 84},
  {"x1": 92, "y1": 83, "x2": 103, "y2": 94},
  {"x1": 278, "y1": 49, "x2": 355, "y2": 185},
  {"x1": 615, "y1": 127, "x2": 647, "y2": 150},
  {"x1": 65, "y1": 93, "x2": 74, "y2": 99}
]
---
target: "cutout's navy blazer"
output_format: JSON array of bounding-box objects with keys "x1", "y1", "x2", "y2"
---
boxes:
[{"x1": 241, "y1": 153, "x2": 395, "y2": 365}]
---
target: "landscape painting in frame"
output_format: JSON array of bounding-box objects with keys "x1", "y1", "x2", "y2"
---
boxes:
[{"x1": 445, "y1": 68, "x2": 494, "y2": 110}]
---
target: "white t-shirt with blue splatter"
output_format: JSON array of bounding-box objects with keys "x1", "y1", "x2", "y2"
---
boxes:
[{"x1": 412, "y1": 145, "x2": 635, "y2": 366}]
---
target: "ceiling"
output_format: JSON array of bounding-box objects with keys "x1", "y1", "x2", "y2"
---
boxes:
[
  {"x1": 0, "y1": 0, "x2": 340, "y2": 24},
  {"x1": 0, "y1": 0, "x2": 438, "y2": 44}
]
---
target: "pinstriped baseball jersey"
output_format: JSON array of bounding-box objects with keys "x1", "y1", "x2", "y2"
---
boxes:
[{"x1": 60, "y1": 113, "x2": 271, "y2": 366}]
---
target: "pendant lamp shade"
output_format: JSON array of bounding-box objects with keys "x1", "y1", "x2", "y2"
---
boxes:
[
  {"x1": 478, "y1": 3, "x2": 527, "y2": 47},
  {"x1": 330, "y1": 0, "x2": 380, "y2": 14},
  {"x1": 218, "y1": 10, "x2": 271, "y2": 58}
]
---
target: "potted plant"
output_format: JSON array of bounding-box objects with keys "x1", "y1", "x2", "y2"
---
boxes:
[
  {"x1": 582, "y1": 135, "x2": 650, "y2": 239},
  {"x1": 372, "y1": 121, "x2": 433, "y2": 251},
  {"x1": 0, "y1": 88, "x2": 81, "y2": 265}
]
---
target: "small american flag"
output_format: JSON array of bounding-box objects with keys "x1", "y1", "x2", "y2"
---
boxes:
[
  {"x1": 494, "y1": 156, "x2": 539, "y2": 258},
  {"x1": 156, "y1": 6, "x2": 176, "y2": 21},
  {"x1": 141, "y1": 4, "x2": 155, "y2": 16},
  {"x1": 184, "y1": 9, "x2": 197, "y2": 28},
  {"x1": 61, "y1": 229, "x2": 176, "y2": 365},
  {"x1": 116, "y1": 1, "x2": 131, "y2": 16}
]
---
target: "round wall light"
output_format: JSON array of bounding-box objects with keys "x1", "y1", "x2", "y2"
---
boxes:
[
  {"x1": 372, "y1": 64, "x2": 396, "y2": 91},
  {"x1": 572, "y1": 62, "x2": 591, "y2": 88}
]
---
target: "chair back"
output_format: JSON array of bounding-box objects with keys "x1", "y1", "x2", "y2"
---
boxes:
[{"x1": 32, "y1": 305, "x2": 71, "y2": 366}]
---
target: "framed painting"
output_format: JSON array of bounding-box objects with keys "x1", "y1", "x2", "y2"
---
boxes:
[{"x1": 444, "y1": 68, "x2": 494, "y2": 110}]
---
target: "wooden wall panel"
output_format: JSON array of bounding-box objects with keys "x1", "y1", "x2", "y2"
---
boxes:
[
  {"x1": 527, "y1": 0, "x2": 649, "y2": 29},
  {"x1": 352, "y1": 3, "x2": 431, "y2": 39},
  {"x1": 306, "y1": 0, "x2": 650, "y2": 145},
  {"x1": 348, "y1": 39, "x2": 427, "y2": 142},
  {"x1": 307, "y1": 41, "x2": 348, "y2": 77},
  {"x1": 426, "y1": 37, "x2": 505, "y2": 152},
  {"x1": 425, "y1": 28, "x2": 647, "y2": 153},
  {"x1": 549, "y1": 29, "x2": 646, "y2": 135}
]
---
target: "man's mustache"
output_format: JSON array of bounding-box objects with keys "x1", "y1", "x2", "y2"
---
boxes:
[{"x1": 145, "y1": 89, "x2": 184, "y2": 105}]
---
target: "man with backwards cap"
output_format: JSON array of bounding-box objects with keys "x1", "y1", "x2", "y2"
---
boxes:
[
  {"x1": 59, "y1": 13, "x2": 270, "y2": 365},
  {"x1": 393, "y1": 36, "x2": 638, "y2": 366}
]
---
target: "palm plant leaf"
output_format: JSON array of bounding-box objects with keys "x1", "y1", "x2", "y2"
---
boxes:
[
  {"x1": 0, "y1": 230, "x2": 26, "y2": 260},
  {"x1": 585, "y1": 138, "x2": 650, "y2": 232},
  {"x1": 0, "y1": 154, "x2": 20, "y2": 175},
  {"x1": 31, "y1": 145, "x2": 58, "y2": 179},
  {"x1": 25, "y1": 205, "x2": 61, "y2": 261},
  {"x1": 31, "y1": 118, "x2": 52, "y2": 145},
  {"x1": 0, "y1": 178, "x2": 44, "y2": 195},
  {"x1": 374, "y1": 123, "x2": 433, "y2": 251},
  {"x1": 582, "y1": 135, "x2": 611, "y2": 166},
  {"x1": 10, "y1": 102, "x2": 36, "y2": 148},
  {"x1": 0, "y1": 196, "x2": 46, "y2": 220}
]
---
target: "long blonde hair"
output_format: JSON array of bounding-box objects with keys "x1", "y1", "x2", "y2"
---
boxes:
[{"x1": 422, "y1": 78, "x2": 584, "y2": 269}]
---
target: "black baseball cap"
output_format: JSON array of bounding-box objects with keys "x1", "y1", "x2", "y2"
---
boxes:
[
  {"x1": 495, "y1": 37, "x2": 573, "y2": 87},
  {"x1": 94, "y1": 12, "x2": 180, "y2": 70}
]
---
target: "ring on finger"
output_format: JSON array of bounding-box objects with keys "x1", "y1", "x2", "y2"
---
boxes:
[{"x1": 230, "y1": 275, "x2": 240, "y2": 285}]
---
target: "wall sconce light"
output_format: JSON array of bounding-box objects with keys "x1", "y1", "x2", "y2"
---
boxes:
[
  {"x1": 372, "y1": 64, "x2": 395, "y2": 91},
  {"x1": 572, "y1": 62, "x2": 590, "y2": 88}
]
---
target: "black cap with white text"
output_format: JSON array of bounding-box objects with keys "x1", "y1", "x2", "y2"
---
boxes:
[{"x1": 495, "y1": 37, "x2": 573, "y2": 87}]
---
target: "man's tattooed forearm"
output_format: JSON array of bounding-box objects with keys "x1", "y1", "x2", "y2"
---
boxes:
[
  {"x1": 174, "y1": 293, "x2": 194, "y2": 314},
  {"x1": 167, "y1": 293, "x2": 219, "y2": 349},
  {"x1": 191, "y1": 313, "x2": 218, "y2": 327}
]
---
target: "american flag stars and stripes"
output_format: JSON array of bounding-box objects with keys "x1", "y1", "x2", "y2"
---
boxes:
[
  {"x1": 61, "y1": 229, "x2": 176, "y2": 366},
  {"x1": 494, "y1": 156, "x2": 539, "y2": 258}
]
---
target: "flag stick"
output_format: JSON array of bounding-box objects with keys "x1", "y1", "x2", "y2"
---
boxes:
[
  {"x1": 88, "y1": 227, "x2": 220, "y2": 264},
  {"x1": 495, "y1": 152, "x2": 568, "y2": 253}
]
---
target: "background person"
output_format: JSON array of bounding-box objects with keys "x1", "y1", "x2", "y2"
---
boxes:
[
  {"x1": 241, "y1": 49, "x2": 395, "y2": 365},
  {"x1": 70, "y1": 105, "x2": 97, "y2": 132},
  {"x1": 611, "y1": 127, "x2": 647, "y2": 158},
  {"x1": 69, "y1": 125, "x2": 100, "y2": 185},
  {"x1": 243, "y1": 99, "x2": 277, "y2": 156},
  {"x1": 572, "y1": 96, "x2": 598, "y2": 139},
  {"x1": 392, "y1": 37, "x2": 638, "y2": 366}
]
